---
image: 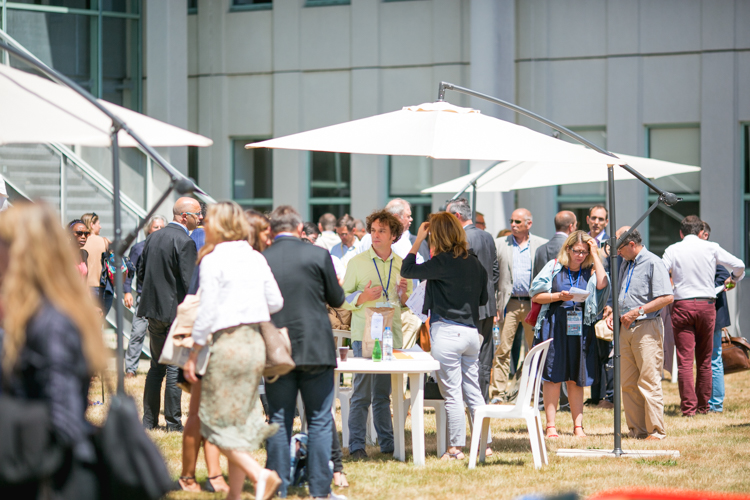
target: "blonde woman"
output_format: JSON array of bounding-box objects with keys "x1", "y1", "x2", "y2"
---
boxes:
[
  {"x1": 184, "y1": 201, "x2": 283, "y2": 500},
  {"x1": 530, "y1": 230, "x2": 610, "y2": 438},
  {"x1": 0, "y1": 203, "x2": 106, "y2": 499}
]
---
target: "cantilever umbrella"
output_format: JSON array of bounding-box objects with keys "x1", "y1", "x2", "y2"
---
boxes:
[
  {"x1": 0, "y1": 62, "x2": 212, "y2": 147},
  {"x1": 421, "y1": 153, "x2": 700, "y2": 194},
  {"x1": 247, "y1": 101, "x2": 623, "y2": 165}
]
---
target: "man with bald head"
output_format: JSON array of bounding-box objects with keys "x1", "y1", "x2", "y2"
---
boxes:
[
  {"x1": 533, "y1": 210, "x2": 577, "y2": 277},
  {"x1": 490, "y1": 208, "x2": 547, "y2": 402},
  {"x1": 138, "y1": 196, "x2": 202, "y2": 431}
]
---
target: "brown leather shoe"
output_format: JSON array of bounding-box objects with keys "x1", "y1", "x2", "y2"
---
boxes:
[
  {"x1": 596, "y1": 400, "x2": 614, "y2": 409},
  {"x1": 125, "y1": 372, "x2": 136, "y2": 379}
]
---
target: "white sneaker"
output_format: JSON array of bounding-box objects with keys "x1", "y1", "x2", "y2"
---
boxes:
[{"x1": 314, "y1": 493, "x2": 348, "y2": 500}]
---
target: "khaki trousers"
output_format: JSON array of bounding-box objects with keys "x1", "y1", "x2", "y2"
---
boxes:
[
  {"x1": 489, "y1": 298, "x2": 534, "y2": 400},
  {"x1": 621, "y1": 317, "x2": 666, "y2": 439},
  {"x1": 401, "y1": 309, "x2": 422, "y2": 349}
]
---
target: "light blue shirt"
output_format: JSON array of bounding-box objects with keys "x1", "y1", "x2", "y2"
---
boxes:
[
  {"x1": 511, "y1": 236, "x2": 532, "y2": 297},
  {"x1": 330, "y1": 241, "x2": 357, "y2": 261}
]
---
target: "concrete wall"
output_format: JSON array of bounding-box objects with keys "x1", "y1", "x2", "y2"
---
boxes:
[
  {"x1": 187, "y1": 0, "x2": 471, "y2": 220},
  {"x1": 515, "y1": 0, "x2": 750, "y2": 336}
]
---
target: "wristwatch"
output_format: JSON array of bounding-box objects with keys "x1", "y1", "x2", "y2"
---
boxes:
[{"x1": 638, "y1": 306, "x2": 645, "y2": 316}]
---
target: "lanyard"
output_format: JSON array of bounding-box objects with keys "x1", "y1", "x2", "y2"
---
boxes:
[
  {"x1": 567, "y1": 267, "x2": 582, "y2": 289},
  {"x1": 372, "y1": 257, "x2": 393, "y2": 301},
  {"x1": 624, "y1": 260, "x2": 636, "y2": 295}
]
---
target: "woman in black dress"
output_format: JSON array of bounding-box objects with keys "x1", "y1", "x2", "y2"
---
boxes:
[{"x1": 531, "y1": 230, "x2": 608, "y2": 438}]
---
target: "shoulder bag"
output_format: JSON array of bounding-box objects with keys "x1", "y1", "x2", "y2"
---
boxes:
[
  {"x1": 259, "y1": 321, "x2": 295, "y2": 383},
  {"x1": 523, "y1": 259, "x2": 556, "y2": 327},
  {"x1": 721, "y1": 328, "x2": 750, "y2": 374}
]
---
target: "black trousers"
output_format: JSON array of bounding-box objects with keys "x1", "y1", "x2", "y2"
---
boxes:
[
  {"x1": 477, "y1": 317, "x2": 494, "y2": 403},
  {"x1": 590, "y1": 338, "x2": 614, "y2": 402},
  {"x1": 142, "y1": 319, "x2": 183, "y2": 431}
]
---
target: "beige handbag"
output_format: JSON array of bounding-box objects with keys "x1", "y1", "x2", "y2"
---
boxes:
[
  {"x1": 158, "y1": 292, "x2": 211, "y2": 375},
  {"x1": 259, "y1": 321, "x2": 295, "y2": 383},
  {"x1": 594, "y1": 319, "x2": 613, "y2": 342}
]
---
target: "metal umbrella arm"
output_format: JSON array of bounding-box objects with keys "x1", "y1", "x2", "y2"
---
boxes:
[
  {"x1": 448, "y1": 161, "x2": 501, "y2": 217},
  {"x1": 437, "y1": 81, "x2": 682, "y2": 457},
  {"x1": 1, "y1": 41, "x2": 198, "y2": 395}
]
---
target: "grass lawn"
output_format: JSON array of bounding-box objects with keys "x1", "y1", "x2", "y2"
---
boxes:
[{"x1": 87, "y1": 365, "x2": 750, "y2": 499}]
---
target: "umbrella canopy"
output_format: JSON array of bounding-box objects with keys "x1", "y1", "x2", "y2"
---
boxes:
[
  {"x1": 421, "y1": 153, "x2": 700, "y2": 194},
  {"x1": 0, "y1": 63, "x2": 212, "y2": 148},
  {"x1": 247, "y1": 101, "x2": 622, "y2": 165}
]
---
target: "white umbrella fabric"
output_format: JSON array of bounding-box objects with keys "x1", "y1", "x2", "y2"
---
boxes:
[
  {"x1": 0, "y1": 63, "x2": 212, "y2": 147},
  {"x1": 247, "y1": 101, "x2": 622, "y2": 165},
  {"x1": 421, "y1": 153, "x2": 700, "y2": 194}
]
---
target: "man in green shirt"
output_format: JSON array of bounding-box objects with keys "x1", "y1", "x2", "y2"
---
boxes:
[{"x1": 342, "y1": 209, "x2": 412, "y2": 459}]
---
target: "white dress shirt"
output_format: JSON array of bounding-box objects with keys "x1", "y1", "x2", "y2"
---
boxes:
[
  {"x1": 192, "y1": 240, "x2": 284, "y2": 345},
  {"x1": 314, "y1": 230, "x2": 341, "y2": 251},
  {"x1": 344, "y1": 230, "x2": 424, "y2": 265},
  {"x1": 662, "y1": 234, "x2": 745, "y2": 301}
]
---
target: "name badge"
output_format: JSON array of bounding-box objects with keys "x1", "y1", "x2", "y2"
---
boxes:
[{"x1": 567, "y1": 310, "x2": 583, "y2": 336}]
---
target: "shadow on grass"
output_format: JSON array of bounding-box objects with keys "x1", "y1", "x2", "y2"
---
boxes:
[
  {"x1": 664, "y1": 403, "x2": 683, "y2": 417},
  {"x1": 472, "y1": 456, "x2": 526, "y2": 467}
]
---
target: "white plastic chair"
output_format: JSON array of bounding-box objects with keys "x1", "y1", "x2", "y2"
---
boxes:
[{"x1": 468, "y1": 339, "x2": 552, "y2": 470}]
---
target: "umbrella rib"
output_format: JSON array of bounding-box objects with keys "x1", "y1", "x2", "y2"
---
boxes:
[{"x1": 1, "y1": 70, "x2": 111, "y2": 139}]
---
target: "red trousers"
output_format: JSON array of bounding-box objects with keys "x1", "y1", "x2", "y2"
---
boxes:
[{"x1": 671, "y1": 299, "x2": 716, "y2": 416}]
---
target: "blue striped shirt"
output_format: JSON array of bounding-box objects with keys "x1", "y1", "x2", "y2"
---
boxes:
[{"x1": 511, "y1": 237, "x2": 532, "y2": 297}]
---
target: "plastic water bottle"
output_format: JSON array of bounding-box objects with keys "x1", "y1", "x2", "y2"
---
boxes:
[
  {"x1": 493, "y1": 322, "x2": 500, "y2": 347},
  {"x1": 372, "y1": 339, "x2": 382, "y2": 362},
  {"x1": 383, "y1": 326, "x2": 394, "y2": 361}
]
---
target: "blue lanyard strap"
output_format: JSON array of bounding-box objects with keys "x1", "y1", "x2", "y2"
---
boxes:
[
  {"x1": 372, "y1": 257, "x2": 393, "y2": 301},
  {"x1": 624, "y1": 260, "x2": 636, "y2": 295},
  {"x1": 567, "y1": 267, "x2": 582, "y2": 289}
]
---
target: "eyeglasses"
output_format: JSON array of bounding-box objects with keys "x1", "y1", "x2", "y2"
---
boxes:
[
  {"x1": 509, "y1": 219, "x2": 525, "y2": 225},
  {"x1": 183, "y1": 211, "x2": 202, "y2": 217},
  {"x1": 74, "y1": 231, "x2": 91, "y2": 237},
  {"x1": 569, "y1": 249, "x2": 590, "y2": 256}
]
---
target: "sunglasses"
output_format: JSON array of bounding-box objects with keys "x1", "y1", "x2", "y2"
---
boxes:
[
  {"x1": 74, "y1": 231, "x2": 91, "y2": 237},
  {"x1": 183, "y1": 211, "x2": 202, "y2": 217},
  {"x1": 509, "y1": 219, "x2": 525, "y2": 225}
]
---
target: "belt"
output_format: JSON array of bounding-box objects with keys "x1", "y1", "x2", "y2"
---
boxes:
[
  {"x1": 511, "y1": 296, "x2": 531, "y2": 301},
  {"x1": 675, "y1": 297, "x2": 715, "y2": 303}
]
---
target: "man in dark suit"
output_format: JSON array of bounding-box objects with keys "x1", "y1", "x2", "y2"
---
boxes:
[
  {"x1": 263, "y1": 205, "x2": 345, "y2": 499},
  {"x1": 137, "y1": 197, "x2": 201, "y2": 431},
  {"x1": 446, "y1": 198, "x2": 499, "y2": 402},
  {"x1": 533, "y1": 210, "x2": 577, "y2": 277}
]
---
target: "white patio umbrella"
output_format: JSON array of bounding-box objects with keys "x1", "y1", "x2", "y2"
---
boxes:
[
  {"x1": 421, "y1": 153, "x2": 700, "y2": 194},
  {"x1": 0, "y1": 62, "x2": 212, "y2": 147},
  {"x1": 246, "y1": 101, "x2": 622, "y2": 165}
]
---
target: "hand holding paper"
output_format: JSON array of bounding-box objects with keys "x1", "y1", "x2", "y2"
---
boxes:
[{"x1": 568, "y1": 286, "x2": 590, "y2": 303}]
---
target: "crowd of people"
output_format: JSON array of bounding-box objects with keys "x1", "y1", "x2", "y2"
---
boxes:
[{"x1": 0, "y1": 193, "x2": 745, "y2": 499}]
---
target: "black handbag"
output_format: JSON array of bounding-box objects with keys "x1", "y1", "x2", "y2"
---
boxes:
[
  {"x1": 94, "y1": 394, "x2": 173, "y2": 500},
  {"x1": 0, "y1": 394, "x2": 65, "y2": 484}
]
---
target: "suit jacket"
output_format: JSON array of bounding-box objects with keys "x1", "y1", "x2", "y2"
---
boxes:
[
  {"x1": 263, "y1": 237, "x2": 345, "y2": 368},
  {"x1": 495, "y1": 233, "x2": 548, "y2": 318},
  {"x1": 409, "y1": 232, "x2": 431, "y2": 262},
  {"x1": 464, "y1": 224, "x2": 499, "y2": 319},
  {"x1": 533, "y1": 233, "x2": 568, "y2": 278},
  {"x1": 136, "y1": 223, "x2": 197, "y2": 324},
  {"x1": 715, "y1": 265, "x2": 731, "y2": 330}
]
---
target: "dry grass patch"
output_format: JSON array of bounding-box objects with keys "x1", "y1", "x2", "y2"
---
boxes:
[{"x1": 90, "y1": 362, "x2": 750, "y2": 499}]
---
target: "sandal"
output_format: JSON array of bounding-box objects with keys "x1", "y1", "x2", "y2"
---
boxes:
[
  {"x1": 440, "y1": 452, "x2": 465, "y2": 460},
  {"x1": 545, "y1": 425, "x2": 559, "y2": 439},
  {"x1": 178, "y1": 476, "x2": 201, "y2": 492},
  {"x1": 333, "y1": 471, "x2": 349, "y2": 487},
  {"x1": 574, "y1": 425, "x2": 587, "y2": 437},
  {"x1": 205, "y1": 474, "x2": 229, "y2": 493}
]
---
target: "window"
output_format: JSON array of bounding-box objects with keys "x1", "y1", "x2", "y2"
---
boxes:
[
  {"x1": 188, "y1": 146, "x2": 199, "y2": 185},
  {"x1": 4, "y1": 1, "x2": 141, "y2": 110},
  {"x1": 305, "y1": 0, "x2": 350, "y2": 7},
  {"x1": 558, "y1": 128, "x2": 607, "y2": 231},
  {"x1": 310, "y1": 152, "x2": 350, "y2": 222},
  {"x1": 647, "y1": 126, "x2": 701, "y2": 257},
  {"x1": 389, "y1": 155, "x2": 432, "y2": 228},
  {"x1": 231, "y1": 0, "x2": 272, "y2": 11},
  {"x1": 188, "y1": 0, "x2": 197, "y2": 15},
  {"x1": 233, "y1": 139, "x2": 273, "y2": 212}
]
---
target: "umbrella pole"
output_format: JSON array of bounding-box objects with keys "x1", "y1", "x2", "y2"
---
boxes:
[
  {"x1": 437, "y1": 81, "x2": 681, "y2": 459},
  {"x1": 111, "y1": 127, "x2": 126, "y2": 396},
  {"x1": 607, "y1": 164, "x2": 623, "y2": 456}
]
